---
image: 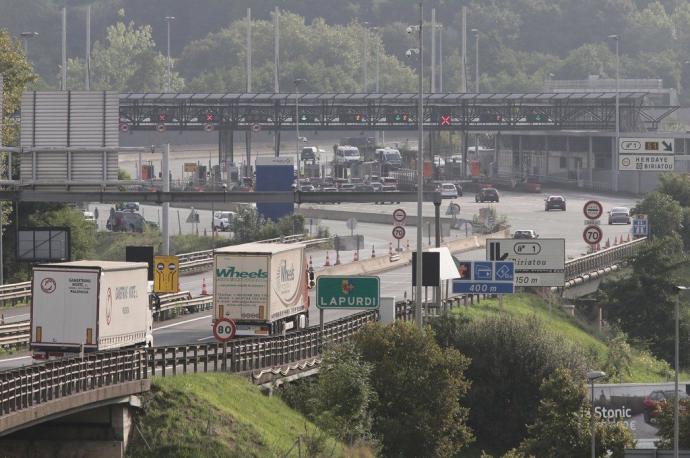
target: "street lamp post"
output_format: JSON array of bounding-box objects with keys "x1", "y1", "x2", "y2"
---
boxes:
[
  {"x1": 587, "y1": 370, "x2": 607, "y2": 458},
  {"x1": 674, "y1": 286, "x2": 687, "y2": 457},
  {"x1": 164, "y1": 16, "x2": 175, "y2": 92},
  {"x1": 471, "y1": 28, "x2": 480, "y2": 171},
  {"x1": 294, "y1": 78, "x2": 305, "y2": 187},
  {"x1": 363, "y1": 22, "x2": 369, "y2": 92},
  {"x1": 407, "y1": 3, "x2": 424, "y2": 330},
  {"x1": 608, "y1": 34, "x2": 620, "y2": 193}
]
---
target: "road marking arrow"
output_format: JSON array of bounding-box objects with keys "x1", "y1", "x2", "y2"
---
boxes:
[{"x1": 489, "y1": 242, "x2": 509, "y2": 261}]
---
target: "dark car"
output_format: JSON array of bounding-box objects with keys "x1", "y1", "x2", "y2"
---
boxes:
[
  {"x1": 116, "y1": 202, "x2": 140, "y2": 212},
  {"x1": 475, "y1": 187, "x2": 500, "y2": 203},
  {"x1": 643, "y1": 390, "x2": 689, "y2": 423},
  {"x1": 354, "y1": 184, "x2": 376, "y2": 192},
  {"x1": 106, "y1": 211, "x2": 147, "y2": 233},
  {"x1": 608, "y1": 207, "x2": 631, "y2": 225},
  {"x1": 513, "y1": 229, "x2": 539, "y2": 239},
  {"x1": 545, "y1": 195, "x2": 566, "y2": 211}
]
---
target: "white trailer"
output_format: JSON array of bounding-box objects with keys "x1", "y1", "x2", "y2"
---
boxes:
[
  {"x1": 31, "y1": 261, "x2": 153, "y2": 360},
  {"x1": 213, "y1": 243, "x2": 309, "y2": 337}
]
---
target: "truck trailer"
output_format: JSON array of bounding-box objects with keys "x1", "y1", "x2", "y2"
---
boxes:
[
  {"x1": 31, "y1": 261, "x2": 153, "y2": 360},
  {"x1": 213, "y1": 243, "x2": 309, "y2": 337}
]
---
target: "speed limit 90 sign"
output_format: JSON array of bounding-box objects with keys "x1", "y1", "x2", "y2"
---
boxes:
[{"x1": 213, "y1": 318, "x2": 237, "y2": 342}]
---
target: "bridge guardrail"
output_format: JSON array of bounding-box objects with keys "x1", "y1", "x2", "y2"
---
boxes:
[{"x1": 564, "y1": 237, "x2": 646, "y2": 282}]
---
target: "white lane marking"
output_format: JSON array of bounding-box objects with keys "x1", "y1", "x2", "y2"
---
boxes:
[
  {"x1": 0, "y1": 355, "x2": 32, "y2": 363},
  {"x1": 154, "y1": 314, "x2": 212, "y2": 332},
  {"x1": 196, "y1": 335, "x2": 216, "y2": 342}
]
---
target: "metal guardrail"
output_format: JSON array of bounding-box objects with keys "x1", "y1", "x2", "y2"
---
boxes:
[
  {"x1": 0, "y1": 311, "x2": 376, "y2": 424},
  {"x1": 564, "y1": 237, "x2": 647, "y2": 282}
]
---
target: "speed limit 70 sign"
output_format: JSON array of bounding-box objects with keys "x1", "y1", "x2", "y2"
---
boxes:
[
  {"x1": 213, "y1": 318, "x2": 237, "y2": 342},
  {"x1": 583, "y1": 225, "x2": 603, "y2": 245}
]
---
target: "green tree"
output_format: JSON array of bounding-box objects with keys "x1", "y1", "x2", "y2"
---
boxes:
[
  {"x1": 604, "y1": 332, "x2": 634, "y2": 383},
  {"x1": 0, "y1": 28, "x2": 36, "y2": 145},
  {"x1": 657, "y1": 173, "x2": 690, "y2": 207},
  {"x1": 28, "y1": 206, "x2": 96, "y2": 261},
  {"x1": 179, "y1": 12, "x2": 415, "y2": 93},
  {"x1": 655, "y1": 398, "x2": 690, "y2": 449},
  {"x1": 601, "y1": 235, "x2": 690, "y2": 365},
  {"x1": 353, "y1": 321, "x2": 474, "y2": 457},
  {"x1": 432, "y1": 314, "x2": 588, "y2": 451},
  {"x1": 512, "y1": 368, "x2": 635, "y2": 457},
  {"x1": 633, "y1": 191, "x2": 683, "y2": 239},
  {"x1": 312, "y1": 342, "x2": 376, "y2": 447},
  {"x1": 66, "y1": 19, "x2": 184, "y2": 92}
]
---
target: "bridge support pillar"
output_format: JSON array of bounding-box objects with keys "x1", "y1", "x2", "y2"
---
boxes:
[{"x1": 218, "y1": 129, "x2": 234, "y2": 181}]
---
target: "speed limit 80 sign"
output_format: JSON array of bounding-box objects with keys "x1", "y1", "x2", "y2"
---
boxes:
[{"x1": 213, "y1": 318, "x2": 237, "y2": 342}]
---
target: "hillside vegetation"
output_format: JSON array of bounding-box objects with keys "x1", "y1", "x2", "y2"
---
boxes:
[{"x1": 127, "y1": 373, "x2": 345, "y2": 458}]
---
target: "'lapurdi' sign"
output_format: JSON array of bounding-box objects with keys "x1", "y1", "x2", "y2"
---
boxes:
[{"x1": 316, "y1": 276, "x2": 380, "y2": 310}]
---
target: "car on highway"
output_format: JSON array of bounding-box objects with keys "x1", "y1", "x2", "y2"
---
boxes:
[
  {"x1": 608, "y1": 207, "x2": 631, "y2": 225},
  {"x1": 433, "y1": 155, "x2": 446, "y2": 167},
  {"x1": 213, "y1": 211, "x2": 236, "y2": 232},
  {"x1": 643, "y1": 389, "x2": 689, "y2": 424},
  {"x1": 354, "y1": 184, "x2": 376, "y2": 192},
  {"x1": 106, "y1": 211, "x2": 148, "y2": 233},
  {"x1": 545, "y1": 195, "x2": 566, "y2": 211},
  {"x1": 300, "y1": 185, "x2": 316, "y2": 192},
  {"x1": 513, "y1": 229, "x2": 539, "y2": 239},
  {"x1": 116, "y1": 202, "x2": 140, "y2": 212},
  {"x1": 339, "y1": 183, "x2": 356, "y2": 192},
  {"x1": 439, "y1": 182, "x2": 459, "y2": 199},
  {"x1": 334, "y1": 146, "x2": 361, "y2": 166},
  {"x1": 82, "y1": 211, "x2": 96, "y2": 224},
  {"x1": 319, "y1": 187, "x2": 340, "y2": 204},
  {"x1": 475, "y1": 187, "x2": 500, "y2": 203},
  {"x1": 370, "y1": 182, "x2": 383, "y2": 192}
]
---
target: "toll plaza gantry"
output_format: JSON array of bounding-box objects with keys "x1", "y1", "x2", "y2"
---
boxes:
[{"x1": 118, "y1": 91, "x2": 665, "y2": 166}]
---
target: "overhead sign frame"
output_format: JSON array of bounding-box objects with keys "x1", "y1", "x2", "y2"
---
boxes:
[
  {"x1": 487, "y1": 238, "x2": 565, "y2": 287},
  {"x1": 619, "y1": 137, "x2": 675, "y2": 172}
]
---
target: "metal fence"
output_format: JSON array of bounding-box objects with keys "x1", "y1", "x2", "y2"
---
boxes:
[
  {"x1": 0, "y1": 310, "x2": 376, "y2": 424},
  {"x1": 565, "y1": 237, "x2": 646, "y2": 280}
]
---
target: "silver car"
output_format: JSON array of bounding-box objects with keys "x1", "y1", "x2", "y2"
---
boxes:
[{"x1": 608, "y1": 207, "x2": 631, "y2": 225}]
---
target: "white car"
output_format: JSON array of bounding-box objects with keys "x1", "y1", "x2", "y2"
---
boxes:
[
  {"x1": 433, "y1": 156, "x2": 446, "y2": 167},
  {"x1": 213, "y1": 211, "x2": 236, "y2": 231},
  {"x1": 82, "y1": 211, "x2": 96, "y2": 224},
  {"x1": 438, "y1": 183, "x2": 458, "y2": 199}
]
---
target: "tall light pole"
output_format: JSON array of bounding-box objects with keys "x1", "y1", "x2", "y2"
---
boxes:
[
  {"x1": 164, "y1": 16, "x2": 175, "y2": 92},
  {"x1": 246, "y1": 8, "x2": 252, "y2": 92},
  {"x1": 273, "y1": 7, "x2": 280, "y2": 93},
  {"x1": 407, "y1": 3, "x2": 424, "y2": 330},
  {"x1": 85, "y1": 6, "x2": 91, "y2": 90},
  {"x1": 363, "y1": 22, "x2": 369, "y2": 92},
  {"x1": 608, "y1": 34, "x2": 620, "y2": 193},
  {"x1": 294, "y1": 78, "x2": 305, "y2": 186},
  {"x1": 20, "y1": 32, "x2": 39, "y2": 58},
  {"x1": 438, "y1": 25, "x2": 444, "y2": 92},
  {"x1": 674, "y1": 286, "x2": 687, "y2": 457},
  {"x1": 61, "y1": 7, "x2": 67, "y2": 91},
  {"x1": 472, "y1": 29, "x2": 479, "y2": 92},
  {"x1": 587, "y1": 370, "x2": 606, "y2": 458}
]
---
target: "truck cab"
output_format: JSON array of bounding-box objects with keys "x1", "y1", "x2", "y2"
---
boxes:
[{"x1": 376, "y1": 147, "x2": 402, "y2": 170}]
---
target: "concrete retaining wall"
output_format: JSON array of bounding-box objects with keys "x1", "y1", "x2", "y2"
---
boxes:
[{"x1": 298, "y1": 207, "x2": 454, "y2": 228}]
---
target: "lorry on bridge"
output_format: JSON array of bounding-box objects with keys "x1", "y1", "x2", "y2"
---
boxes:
[
  {"x1": 30, "y1": 261, "x2": 154, "y2": 360},
  {"x1": 213, "y1": 243, "x2": 309, "y2": 337}
]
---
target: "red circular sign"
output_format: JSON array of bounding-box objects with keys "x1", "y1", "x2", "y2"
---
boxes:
[
  {"x1": 583, "y1": 200, "x2": 603, "y2": 220},
  {"x1": 40, "y1": 277, "x2": 56, "y2": 294},
  {"x1": 583, "y1": 225, "x2": 603, "y2": 245},
  {"x1": 213, "y1": 318, "x2": 236, "y2": 342},
  {"x1": 393, "y1": 208, "x2": 407, "y2": 222},
  {"x1": 392, "y1": 226, "x2": 406, "y2": 240}
]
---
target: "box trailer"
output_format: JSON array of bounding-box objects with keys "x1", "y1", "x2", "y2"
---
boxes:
[
  {"x1": 31, "y1": 261, "x2": 153, "y2": 359},
  {"x1": 213, "y1": 243, "x2": 309, "y2": 337}
]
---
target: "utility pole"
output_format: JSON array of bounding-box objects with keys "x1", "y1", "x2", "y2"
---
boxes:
[
  {"x1": 415, "y1": 3, "x2": 424, "y2": 330},
  {"x1": 363, "y1": 22, "x2": 369, "y2": 92},
  {"x1": 164, "y1": 16, "x2": 175, "y2": 92},
  {"x1": 431, "y1": 8, "x2": 436, "y2": 93},
  {"x1": 246, "y1": 8, "x2": 252, "y2": 93},
  {"x1": 85, "y1": 5, "x2": 91, "y2": 90},
  {"x1": 61, "y1": 7, "x2": 67, "y2": 90},
  {"x1": 162, "y1": 144, "x2": 170, "y2": 255},
  {"x1": 274, "y1": 7, "x2": 280, "y2": 93},
  {"x1": 461, "y1": 7, "x2": 467, "y2": 93}
]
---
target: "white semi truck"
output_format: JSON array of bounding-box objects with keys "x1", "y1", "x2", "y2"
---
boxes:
[
  {"x1": 30, "y1": 261, "x2": 153, "y2": 360},
  {"x1": 213, "y1": 243, "x2": 309, "y2": 337}
]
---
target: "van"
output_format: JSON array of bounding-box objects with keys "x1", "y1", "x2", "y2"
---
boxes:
[
  {"x1": 376, "y1": 148, "x2": 402, "y2": 169},
  {"x1": 334, "y1": 146, "x2": 361, "y2": 166}
]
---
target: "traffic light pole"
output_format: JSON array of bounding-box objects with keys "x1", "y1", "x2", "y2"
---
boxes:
[{"x1": 415, "y1": 3, "x2": 424, "y2": 330}]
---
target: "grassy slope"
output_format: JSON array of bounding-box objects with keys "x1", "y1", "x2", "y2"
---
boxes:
[
  {"x1": 127, "y1": 373, "x2": 343, "y2": 458},
  {"x1": 450, "y1": 293, "x2": 679, "y2": 383}
]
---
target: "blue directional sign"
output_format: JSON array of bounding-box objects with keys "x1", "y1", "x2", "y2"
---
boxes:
[
  {"x1": 452, "y1": 260, "x2": 514, "y2": 294},
  {"x1": 632, "y1": 215, "x2": 649, "y2": 237}
]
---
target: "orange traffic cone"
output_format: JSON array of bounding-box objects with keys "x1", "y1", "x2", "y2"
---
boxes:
[
  {"x1": 627, "y1": 233, "x2": 631, "y2": 242},
  {"x1": 324, "y1": 251, "x2": 331, "y2": 267},
  {"x1": 406, "y1": 239, "x2": 410, "y2": 251},
  {"x1": 202, "y1": 277, "x2": 208, "y2": 296},
  {"x1": 389, "y1": 241, "x2": 393, "y2": 256},
  {"x1": 335, "y1": 251, "x2": 341, "y2": 265},
  {"x1": 613, "y1": 236, "x2": 618, "y2": 246},
  {"x1": 596, "y1": 242, "x2": 601, "y2": 251},
  {"x1": 371, "y1": 244, "x2": 376, "y2": 258},
  {"x1": 309, "y1": 256, "x2": 313, "y2": 270},
  {"x1": 605, "y1": 238, "x2": 610, "y2": 249}
]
